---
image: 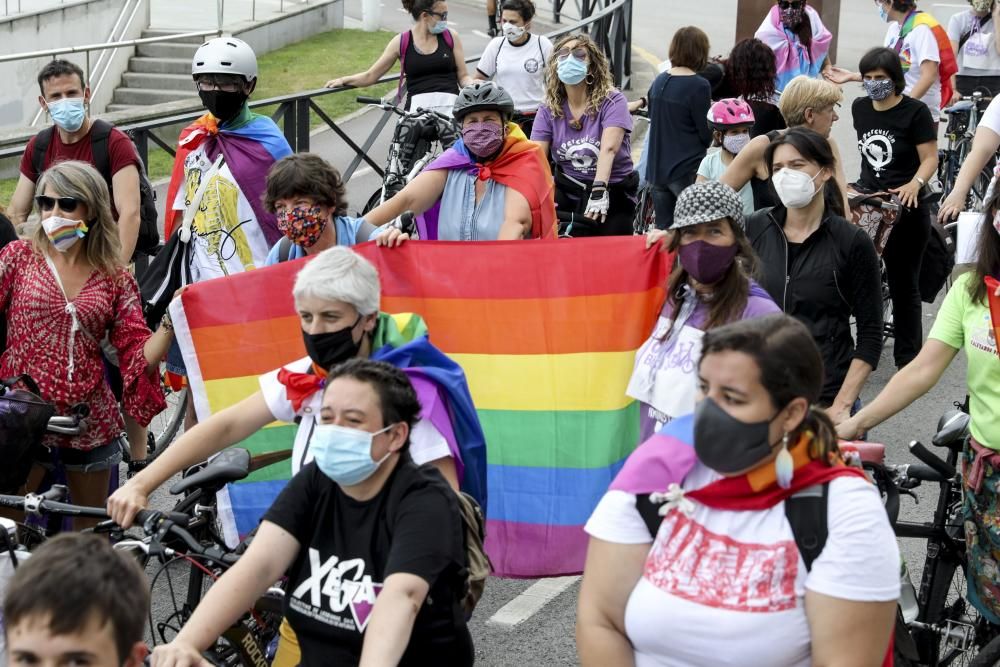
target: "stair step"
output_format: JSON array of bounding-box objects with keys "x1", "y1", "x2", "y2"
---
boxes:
[
  {"x1": 136, "y1": 42, "x2": 199, "y2": 59},
  {"x1": 105, "y1": 103, "x2": 141, "y2": 113},
  {"x1": 113, "y1": 87, "x2": 199, "y2": 106},
  {"x1": 122, "y1": 72, "x2": 196, "y2": 92},
  {"x1": 141, "y1": 30, "x2": 209, "y2": 45},
  {"x1": 129, "y1": 56, "x2": 192, "y2": 75}
]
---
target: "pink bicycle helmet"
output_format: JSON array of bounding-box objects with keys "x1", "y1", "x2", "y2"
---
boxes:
[{"x1": 707, "y1": 98, "x2": 755, "y2": 130}]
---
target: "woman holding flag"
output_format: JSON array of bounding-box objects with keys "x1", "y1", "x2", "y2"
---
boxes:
[{"x1": 578, "y1": 314, "x2": 899, "y2": 666}]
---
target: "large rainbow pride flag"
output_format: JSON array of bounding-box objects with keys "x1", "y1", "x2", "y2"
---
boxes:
[{"x1": 171, "y1": 238, "x2": 668, "y2": 576}]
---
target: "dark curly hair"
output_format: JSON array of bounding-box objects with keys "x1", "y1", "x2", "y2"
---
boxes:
[
  {"x1": 401, "y1": 0, "x2": 438, "y2": 20},
  {"x1": 723, "y1": 38, "x2": 777, "y2": 103},
  {"x1": 325, "y1": 359, "x2": 423, "y2": 447},
  {"x1": 264, "y1": 153, "x2": 348, "y2": 216}
]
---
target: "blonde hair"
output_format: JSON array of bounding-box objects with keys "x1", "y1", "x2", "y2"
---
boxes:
[
  {"x1": 542, "y1": 33, "x2": 616, "y2": 119},
  {"x1": 32, "y1": 160, "x2": 122, "y2": 274},
  {"x1": 778, "y1": 76, "x2": 843, "y2": 127}
]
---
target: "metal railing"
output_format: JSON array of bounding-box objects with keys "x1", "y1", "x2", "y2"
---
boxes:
[{"x1": 0, "y1": 0, "x2": 632, "y2": 184}]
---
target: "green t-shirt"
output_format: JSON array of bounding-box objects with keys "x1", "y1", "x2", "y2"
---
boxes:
[{"x1": 928, "y1": 272, "x2": 1000, "y2": 448}]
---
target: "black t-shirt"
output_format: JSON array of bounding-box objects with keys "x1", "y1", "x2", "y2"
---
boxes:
[
  {"x1": 263, "y1": 455, "x2": 473, "y2": 667},
  {"x1": 748, "y1": 100, "x2": 787, "y2": 138},
  {"x1": 0, "y1": 213, "x2": 16, "y2": 355},
  {"x1": 852, "y1": 95, "x2": 937, "y2": 191}
]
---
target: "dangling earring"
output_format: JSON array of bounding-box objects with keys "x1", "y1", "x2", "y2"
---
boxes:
[
  {"x1": 775, "y1": 431, "x2": 794, "y2": 489},
  {"x1": 585, "y1": 74, "x2": 595, "y2": 86}
]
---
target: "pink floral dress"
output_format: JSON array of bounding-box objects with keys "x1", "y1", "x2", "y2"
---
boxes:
[{"x1": 0, "y1": 240, "x2": 165, "y2": 451}]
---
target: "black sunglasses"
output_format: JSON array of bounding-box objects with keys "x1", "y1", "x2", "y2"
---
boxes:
[
  {"x1": 426, "y1": 10, "x2": 449, "y2": 20},
  {"x1": 778, "y1": 0, "x2": 804, "y2": 8},
  {"x1": 35, "y1": 195, "x2": 81, "y2": 213}
]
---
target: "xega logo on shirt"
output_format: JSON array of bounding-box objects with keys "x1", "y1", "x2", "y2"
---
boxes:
[{"x1": 290, "y1": 549, "x2": 384, "y2": 632}]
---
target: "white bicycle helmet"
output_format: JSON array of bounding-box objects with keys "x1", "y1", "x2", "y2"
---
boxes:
[{"x1": 192, "y1": 36, "x2": 258, "y2": 81}]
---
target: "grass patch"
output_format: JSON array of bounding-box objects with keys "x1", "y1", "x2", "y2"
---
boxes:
[{"x1": 0, "y1": 28, "x2": 397, "y2": 206}]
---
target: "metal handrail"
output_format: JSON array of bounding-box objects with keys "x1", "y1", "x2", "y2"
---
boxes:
[{"x1": 0, "y1": 29, "x2": 221, "y2": 65}]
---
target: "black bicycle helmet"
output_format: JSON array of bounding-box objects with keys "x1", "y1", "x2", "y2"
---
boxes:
[{"x1": 453, "y1": 81, "x2": 515, "y2": 122}]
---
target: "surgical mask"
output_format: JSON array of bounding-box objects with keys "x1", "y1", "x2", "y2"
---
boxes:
[
  {"x1": 722, "y1": 132, "x2": 751, "y2": 155},
  {"x1": 694, "y1": 397, "x2": 780, "y2": 474},
  {"x1": 677, "y1": 240, "x2": 738, "y2": 285},
  {"x1": 557, "y1": 56, "x2": 588, "y2": 85},
  {"x1": 503, "y1": 23, "x2": 526, "y2": 42},
  {"x1": 198, "y1": 89, "x2": 247, "y2": 122},
  {"x1": 971, "y1": 0, "x2": 994, "y2": 12},
  {"x1": 312, "y1": 423, "x2": 394, "y2": 486},
  {"x1": 771, "y1": 167, "x2": 822, "y2": 209},
  {"x1": 42, "y1": 215, "x2": 88, "y2": 252},
  {"x1": 462, "y1": 121, "x2": 505, "y2": 158},
  {"x1": 46, "y1": 98, "x2": 86, "y2": 133},
  {"x1": 877, "y1": 3, "x2": 889, "y2": 22},
  {"x1": 278, "y1": 205, "x2": 328, "y2": 248},
  {"x1": 863, "y1": 78, "x2": 895, "y2": 101},
  {"x1": 302, "y1": 315, "x2": 363, "y2": 372},
  {"x1": 430, "y1": 20, "x2": 449, "y2": 34}
]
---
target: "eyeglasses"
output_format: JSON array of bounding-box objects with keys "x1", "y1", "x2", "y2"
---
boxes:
[
  {"x1": 777, "y1": 0, "x2": 804, "y2": 8},
  {"x1": 35, "y1": 195, "x2": 81, "y2": 213},
  {"x1": 195, "y1": 78, "x2": 243, "y2": 93},
  {"x1": 555, "y1": 47, "x2": 589, "y2": 62},
  {"x1": 426, "y1": 10, "x2": 449, "y2": 20}
]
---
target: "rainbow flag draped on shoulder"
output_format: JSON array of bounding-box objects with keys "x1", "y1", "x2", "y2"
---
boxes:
[
  {"x1": 897, "y1": 11, "x2": 958, "y2": 107},
  {"x1": 170, "y1": 239, "x2": 668, "y2": 576}
]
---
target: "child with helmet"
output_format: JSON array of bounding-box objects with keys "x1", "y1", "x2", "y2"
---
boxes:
[{"x1": 696, "y1": 98, "x2": 757, "y2": 215}]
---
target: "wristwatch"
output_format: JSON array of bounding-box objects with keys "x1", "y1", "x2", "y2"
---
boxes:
[{"x1": 915, "y1": 176, "x2": 927, "y2": 187}]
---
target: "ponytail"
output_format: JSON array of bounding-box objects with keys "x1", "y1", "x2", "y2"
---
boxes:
[
  {"x1": 821, "y1": 179, "x2": 845, "y2": 218},
  {"x1": 803, "y1": 406, "x2": 841, "y2": 466}
]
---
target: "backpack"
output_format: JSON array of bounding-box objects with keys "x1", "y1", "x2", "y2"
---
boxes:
[
  {"x1": 397, "y1": 29, "x2": 456, "y2": 103},
  {"x1": 919, "y1": 219, "x2": 956, "y2": 303},
  {"x1": 636, "y1": 483, "x2": 830, "y2": 571},
  {"x1": 456, "y1": 491, "x2": 492, "y2": 617},
  {"x1": 31, "y1": 119, "x2": 160, "y2": 256}
]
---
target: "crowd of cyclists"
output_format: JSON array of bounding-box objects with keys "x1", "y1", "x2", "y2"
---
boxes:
[{"x1": 5, "y1": 0, "x2": 1000, "y2": 664}]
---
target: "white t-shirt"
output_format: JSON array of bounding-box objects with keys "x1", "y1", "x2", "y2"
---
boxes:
[
  {"x1": 258, "y1": 356, "x2": 453, "y2": 474},
  {"x1": 885, "y1": 21, "x2": 942, "y2": 120},
  {"x1": 585, "y1": 462, "x2": 900, "y2": 667},
  {"x1": 171, "y1": 146, "x2": 270, "y2": 283},
  {"x1": 947, "y1": 11, "x2": 1000, "y2": 76},
  {"x1": 476, "y1": 34, "x2": 554, "y2": 112}
]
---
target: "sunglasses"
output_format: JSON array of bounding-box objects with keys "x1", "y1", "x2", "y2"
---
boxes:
[
  {"x1": 778, "y1": 0, "x2": 804, "y2": 8},
  {"x1": 427, "y1": 10, "x2": 449, "y2": 20},
  {"x1": 35, "y1": 195, "x2": 81, "y2": 213},
  {"x1": 555, "y1": 47, "x2": 589, "y2": 61}
]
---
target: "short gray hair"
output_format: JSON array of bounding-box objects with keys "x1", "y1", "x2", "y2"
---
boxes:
[{"x1": 292, "y1": 246, "x2": 381, "y2": 315}]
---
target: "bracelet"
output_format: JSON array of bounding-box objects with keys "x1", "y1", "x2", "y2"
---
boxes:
[
  {"x1": 591, "y1": 180, "x2": 608, "y2": 189},
  {"x1": 640, "y1": 96, "x2": 647, "y2": 109},
  {"x1": 914, "y1": 176, "x2": 927, "y2": 187},
  {"x1": 160, "y1": 311, "x2": 174, "y2": 332}
]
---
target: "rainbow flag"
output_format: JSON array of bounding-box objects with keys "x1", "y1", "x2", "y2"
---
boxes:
[{"x1": 171, "y1": 238, "x2": 668, "y2": 576}]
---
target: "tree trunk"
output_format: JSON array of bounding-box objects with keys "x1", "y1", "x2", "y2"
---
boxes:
[{"x1": 735, "y1": 0, "x2": 840, "y2": 64}]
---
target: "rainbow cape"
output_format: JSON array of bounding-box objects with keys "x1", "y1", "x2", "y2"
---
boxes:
[
  {"x1": 422, "y1": 123, "x2": 557, "y2": 240},
  {"x1": 898, "y1": 11, "x2": 958, "y2": 107},
  {"x1": 164, "y1": 108, "x2": 292, "y2": 246},
  {"x1": 170, "y1": 238, "x2": 668, "y2": 576}
]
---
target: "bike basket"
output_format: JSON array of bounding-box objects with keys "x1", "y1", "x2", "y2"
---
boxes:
[
  {"x1": 848, "y1": 190, "x2": 900, "y2": 256},
  {"x1": 0, "y1": 375, "x2": 55, "y2": 493}
]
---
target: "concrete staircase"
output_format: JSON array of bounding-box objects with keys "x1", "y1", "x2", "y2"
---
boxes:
[{"x1": 106, "y1": 30, "x2": 203, "y2": 113}]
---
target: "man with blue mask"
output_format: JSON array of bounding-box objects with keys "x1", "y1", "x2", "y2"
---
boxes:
[{"x1": 9, "y1": 60, "x2": 142, "y2": 263}]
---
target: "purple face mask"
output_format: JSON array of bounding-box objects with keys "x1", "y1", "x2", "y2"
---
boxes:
[
  {"x1": 462, "y1": 121, "x2": 505, "y2": 159},
  {"x1": 678, "y1": 240, "x2": 738, "y2": 285}
]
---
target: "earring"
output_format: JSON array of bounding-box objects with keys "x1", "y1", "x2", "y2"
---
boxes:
[
  {"x1": 585, "y1": 74, "x2": 595, "y2": 86},
  {"x1": 775, "y1": 431, "x2": 794, "y2": 489}
]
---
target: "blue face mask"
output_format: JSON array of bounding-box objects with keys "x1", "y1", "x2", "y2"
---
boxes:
[
  {"x1": 877, "y1": 3, "x2": 889, "y2": 22},
  {"x1": 557, "y1": 55, "x2": 589, "y2": 85},
  {"x1": 47, "y1": 97, "x2": 86, "y2": 132},
  {"x1": 430, "y1": 19, "x2": 449, "y2": 34},
  {"x1": 311, "y1": 423, "x2": 395, "y2": 486}
]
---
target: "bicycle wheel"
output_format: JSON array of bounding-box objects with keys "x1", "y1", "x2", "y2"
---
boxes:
[
  {"x1": 149, "y1": 387, "x2": 188, "y2": 458},
  {"x1": 881, "y1": 260, "x2": 894, "y2": 342},
  {"x1": 633, "y1": 186, "x2": 656, "y2": 235}
]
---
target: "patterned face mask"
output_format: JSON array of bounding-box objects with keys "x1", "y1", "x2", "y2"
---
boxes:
[
  {"x1": 971, "y1": 0, "x2": 994, "y2": 13},
  {"x1": 781, "y1": 6, "x2": 805, "y2": 28},
  {"x1": 277, "y1": 205, "x2": 327, "y2": 248}
]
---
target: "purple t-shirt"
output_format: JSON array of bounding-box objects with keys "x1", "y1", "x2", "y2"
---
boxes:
[
  {"x1": 631, "y1": 291, "x2": 780, "y2": 442},
  {"x1": 531, "y1": 90, "x2": 634, "y2": 183}
]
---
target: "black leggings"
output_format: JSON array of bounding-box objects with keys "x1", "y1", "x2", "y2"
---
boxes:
[
  {"x1": 650, "y1": 172, "x2": 697, "y2": 230},
  {"x1": 554, "y1": 172, "x2": 637, "y2": 237},
  {"x1": 882, "y1": 203, "x2": 932, "y2": 368}
]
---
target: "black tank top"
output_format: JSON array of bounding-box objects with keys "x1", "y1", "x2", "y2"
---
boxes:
[
  {"x1": 751, "y1": 130, "x2": 782, "y2": 209},
  {"x1": 403, "y1": 31, "x2": 460, "y2": 101}
]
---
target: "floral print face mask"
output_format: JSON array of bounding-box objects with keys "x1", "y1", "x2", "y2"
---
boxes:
[{"x1": 277, "y1": 205, "x2": 328, "y2": 248}]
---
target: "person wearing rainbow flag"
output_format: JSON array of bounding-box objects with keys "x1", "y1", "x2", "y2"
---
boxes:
[
  {"x1": 578, "y1": 314, "x2": 899, "y2": 666},
  {"x1": 826, "y1": 0, "x2": 958, "y2": 122},
  {"x1": 367, "y1": 81, "x2": 556, "y2": 243}
]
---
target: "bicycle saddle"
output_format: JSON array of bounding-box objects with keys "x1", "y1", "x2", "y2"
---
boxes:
[
  {"x1": 931, "y1": 409, "x2": 971, "y2": 452},
  {"x1": 943, "y1": 100, "x2": 975, "y2": 115},
  {"x1": 170, "y1": 447, "x2": 251, "y2": 496}
]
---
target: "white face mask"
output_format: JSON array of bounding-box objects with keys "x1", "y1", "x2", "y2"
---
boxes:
[
  {"x1": 503, "y1": 23, "x2": 526, "y2": 41},
  {"x1": 771, "y1": 167, "x2": 823, "y2": 209}
]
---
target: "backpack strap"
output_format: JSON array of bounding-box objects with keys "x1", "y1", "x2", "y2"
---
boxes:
[
  {"x1": 397, "y1": 31, "x2": 411, "y2": 103},
  {"x1": 31, "y1": 127, "x2": 55, "y2": 181},
  {"x1": 442, "y1": 28, "x2": 454, "y2": 50},
  {"x1": 277, "y1": 236, "x2": 293, "y2": 263},
  {"x1": 784, "y1": 483, "x2": 829, "y2": 572},
  {"x1": 89, "y1": 119, "x2": 115, "y2": 185}
]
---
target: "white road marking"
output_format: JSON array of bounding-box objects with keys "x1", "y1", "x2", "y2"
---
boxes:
[{"x1": 487, "y1": 576, "x2": 580, "y2": 629}]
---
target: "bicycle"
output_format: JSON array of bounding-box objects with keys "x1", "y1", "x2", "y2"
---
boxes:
[
  {"x1": 866, "y1": 404, "x2": 1000, "y2": 666},
  {"x1": 939, "y1": 90, "x2": 995, "y2": 213},
  {"x1": 355, "y1": 96, "x2": 459, "y2": 215},
  {"x1": 631, "y1": 109, "x2": 655, "y2": 235}
]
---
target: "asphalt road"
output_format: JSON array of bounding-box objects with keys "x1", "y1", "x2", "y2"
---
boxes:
[{"x1": 144, "y1": 0, "x2": 974, "y2": 663}]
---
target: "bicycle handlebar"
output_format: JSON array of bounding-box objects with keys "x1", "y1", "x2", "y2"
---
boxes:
[
  {"x1": 355, "y1": 95, "x2": 384, "y2": 105},
  {"x1": 905, "y1": 462, "x2": 947, "y2": 483},
  {"x1": 908, "y1": 440, "x2": 957, "y2": 480}
]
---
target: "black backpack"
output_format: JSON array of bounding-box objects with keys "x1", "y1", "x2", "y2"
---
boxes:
[
  {"x1": 636, "y1": 483, "x2": 830, "y2": 571},
  {"x1": 31, "y1": 119, "x2": 160, "y2": 256},
  {"x1": 919, "y1": 219, "x2": 955, "y2": 304}
]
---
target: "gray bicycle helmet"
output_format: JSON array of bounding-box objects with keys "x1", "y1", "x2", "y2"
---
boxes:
[
  {"x1": 192, "y1": 36, "x2": 258, "y2": 81},
  {"x1": 453, "y1": 82, "x2": 515, "y2": 122}
]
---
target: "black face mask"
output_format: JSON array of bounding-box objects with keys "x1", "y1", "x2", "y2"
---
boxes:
[
  {"x1": 693, "y1": 397, "x2": 781, "y2": 474},
  {"x1": 198, "y1": 90, "x2": 248, "y2": 123},
  {"x1": 303, "y1": 315, "x2": 363, "y2": 372}
]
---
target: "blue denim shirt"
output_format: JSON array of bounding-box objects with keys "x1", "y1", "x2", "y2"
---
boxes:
[{"x1": 437, "y1": 169, "x2": 508, "y2": 241}]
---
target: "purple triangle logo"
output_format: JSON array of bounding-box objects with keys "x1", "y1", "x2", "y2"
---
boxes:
[{"x1": 350, "y1": 581, "x2": 383, "y2": 631}]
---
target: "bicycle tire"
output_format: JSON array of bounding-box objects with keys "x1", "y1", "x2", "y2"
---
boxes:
[
  {"x1": 970, "y1": 635, "x2": 1000, "y2": 667},
  {"x1": 150, "y1": 388, "x2": 188, "y2": 458},
  {"x1": 633, "y1": 186, "x2": 656, "y2": 235}
]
